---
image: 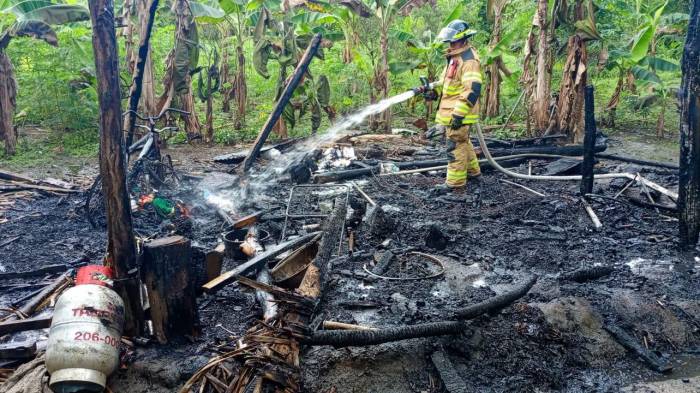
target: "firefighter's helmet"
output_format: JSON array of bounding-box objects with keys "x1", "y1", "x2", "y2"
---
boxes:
[{"x1": 437, "y1": 20, "x2": 477, "y2": 43}]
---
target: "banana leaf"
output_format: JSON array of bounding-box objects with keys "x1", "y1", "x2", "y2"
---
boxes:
[
  {"x1": 8, "y1": 19, "x2": 57, "y2": 46},
  {"x1": 631, "y1": 65, "x2": 661, "y2": 85},
  {"x1": 639, "y1": 56, "x2": 679, "y2": 72},
  {"x1": 316, "y1": 74, "x2": 330, "y2": 107},
  {"x1": 190, "y1": 1, "x2": 226, "y2": 23},
  {"x1": 253, "y1": 39, "x2": 271, "y2": 78}
]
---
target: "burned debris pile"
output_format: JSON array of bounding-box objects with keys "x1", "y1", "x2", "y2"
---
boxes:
[{"x1": 0, "y1": 131, "x2": 698, "y2": 393}]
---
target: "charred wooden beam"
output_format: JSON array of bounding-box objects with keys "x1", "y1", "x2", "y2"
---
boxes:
[
  {"x1": 430, "y1": 351, "x2": 468, "y2": 393},
  {"x1": 678, "y1": 0, "x2": 700, "y2": 250},
  {"x1": 0, "y1": 315, "x2": 52, "y2": 335},
  {"x1": 242, "y1": 34, "x2": 322, "y2": 172},
  {"x1": 560, "y1": 266, "x2": 613, "y2": 282},
  {"x1": 0, "y1": 342, "x2": 36, "y2": 360},
  {"x1": 580, "y1": 85, "x2": 596, "y2": 196},
  {"x1": 604, "y1": 324, "x2": 672, "y2": 373},
  {"x1": 596, "y1": 154, "x2": 679, "y2": 170},
  {"x1": 87, "y1": 0, "x2": 143, "y2": 335},
  {"x1": 2, "y1": 270, "x2": 71, "y2": 322},
  {"x1": 203, "y1": 232, "x2": 322, "y2": 293}
]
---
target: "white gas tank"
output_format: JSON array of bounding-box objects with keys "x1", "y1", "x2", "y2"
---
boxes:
[{"x1": 46, "y1": 265, "x2": 124, "y2": 393}]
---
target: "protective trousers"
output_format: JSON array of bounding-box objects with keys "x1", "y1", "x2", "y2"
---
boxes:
[{"x1": 445, "y1": 125, "x2": 481, "y2": 188}]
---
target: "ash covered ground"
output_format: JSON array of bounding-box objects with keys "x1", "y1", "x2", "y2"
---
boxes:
[{"x1": 1, "y1": 136, "x2": 699, "y2": 393}]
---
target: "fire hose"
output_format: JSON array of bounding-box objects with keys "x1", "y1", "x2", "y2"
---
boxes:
[{"x1": 473, "y1": 123, "x2": 679, "y2": 201}]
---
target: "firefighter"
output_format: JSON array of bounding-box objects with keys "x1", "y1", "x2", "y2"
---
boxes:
[{"x1": 414, "y1": 20, "x2": 482, "y2": 192}]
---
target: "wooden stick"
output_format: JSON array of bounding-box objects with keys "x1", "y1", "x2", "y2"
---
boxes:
[
  {"x1": 0, "y1": 315, "x2": 52, "y2": 335},
  {"x1": 581, "y1": 198, "x2": 603, "y2": 230},
  {"x1": 242, "y1": 34, "x2": 322, "y2": 172},
  {"x1": 499, "y1": 179, "x2": 547, "y2": 197},
  {"x1": 203, "y1": 232, "x2": 321, "y2": 293},
  {"x1": 378, "y1": 165, "x2": 446, "y2": 176},
  {"x1": 322, "y1": 321, "x2": 376, "y2": 331},
  {"x1": 2, "y1": 271, "x2": 71, "y2": 322},
  {"x1": 351, "y1": 182, "x2": 376, "y2": 206}
]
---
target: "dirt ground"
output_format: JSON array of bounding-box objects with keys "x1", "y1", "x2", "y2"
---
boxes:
[{"x1": 1, "y1": 127, "x2": 699, "y2": 393}]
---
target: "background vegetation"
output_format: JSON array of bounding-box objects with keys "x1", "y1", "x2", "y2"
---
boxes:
[{"x1": 0, "y1": 0, "x2": 691, "y2": 166}]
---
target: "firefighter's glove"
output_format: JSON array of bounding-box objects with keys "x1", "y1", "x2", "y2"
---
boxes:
[
  {"x1": 423, "y1": 89, "x2": 438, "y2": 101},
  {"x1": 449, "y1": 115, "x2": 464, "y2": 130},
  {"x1": 425, "y1": 125, "x2": 445, "y2": 140}
]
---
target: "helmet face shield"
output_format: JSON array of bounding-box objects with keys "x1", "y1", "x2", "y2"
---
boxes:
[
  {"x1": 437, "y1": 27, "x2": 460, "y2": 43},
  {"x1": 437, "y1": 20, "x2": 477, "y2": 43}
]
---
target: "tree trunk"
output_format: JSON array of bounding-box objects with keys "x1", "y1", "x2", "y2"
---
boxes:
[
  {"x1": 234, "y1": 43, "x2": 247, "y2": 130},
  {"x1": 605, "y1": 72, "x2": 624, "y2": 128},
  {"x1": 485, "y1": 1, "x2": 507, "y2": 118},
  {"x1": 378, "y1": 22, "x2": 391, "y2": 133},
  {"x1": 87, "y1": 0, "x2": 144, "y2": 336},
  {"x1": 533, "y1": 0, "x2": 551, "y2": 133},
  {"x1": 157, "y1": 0, "x2": 201, "y2": 138},
  {"x1": 142, "y1": 236, "x2": 199, "y2": 344},
  {"x1": 122, "y1": 0, "x2": 135, "y2": 74},
  {"x1": 555, "y1": 34, "x2": 588, "y2": 142},
  {"x1": 0, "y1": 52, "x2": 17, "y2": 156},
  {"x1": 138, "y1": 0, "x2": 157, "y2": 115},
  {"x1": 124, "y1": 0, "x2": 159, "y2": 148},
  {"x1": 221, "y1": 44, "x2": 231, "y2": 113},
  {"x1": 678, "y1": 0, "x2": 700, "y2": 250},
  {"x1": 657, "y1": 101, "x2": 666, "y2": 138},
  {"x1": 206, "y1": 77, "x2": 214, "y2": 143}
]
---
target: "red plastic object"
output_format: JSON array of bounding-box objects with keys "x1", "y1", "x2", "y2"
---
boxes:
[{"x1": 76, "y1": 265, "x2": 114, "y2": 288}]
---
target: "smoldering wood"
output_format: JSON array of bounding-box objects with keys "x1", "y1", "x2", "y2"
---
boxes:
[
  {"x1": 212, "y1": 139, "x2": 302, "y2": 164},
  {"x1": 87, "y1": 0, "x2": 144, "y2": 335},
  {"x1": 678, "y1": 0, "x2": 700, "y2": 250},
  {"x1": 604, "y1": 324, "x2": 672, "y2": 373},
  {"x1": 560, "y1": 266, "x2": 613, "y2": 282},
  {"x1": 580, "y1": 85, "x2": 596, "y2": 196},
  {"x1": 124, "y1": 0, "x2": 159, "y2": 148},
  {"x1": 255, "y1": 268, "x2": 278, "y2": 321},
  {"x1": 2, "y1": 271, "x2": 70, "y2": 323},
  {"x1": 142, "y1": 236, "x2": 198, "y2": 343},
  {"x1": 242, "y1": 34, "x2": 322, "y2": 172},
  {"x1": 202, "y1": 232, "x2": 322, "y2": 293},
  {"x1": 311, "y1": 143, "x2": 606, "y2": 183}
]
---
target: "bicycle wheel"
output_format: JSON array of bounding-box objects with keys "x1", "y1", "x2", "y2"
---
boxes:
[{"x1": 84, "y1": 175, "x2": 106, "y2": 228}]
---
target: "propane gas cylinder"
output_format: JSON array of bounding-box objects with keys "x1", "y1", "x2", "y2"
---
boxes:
[{"x1": 46, "y1": 265, "x2": 125, "y2": 393}]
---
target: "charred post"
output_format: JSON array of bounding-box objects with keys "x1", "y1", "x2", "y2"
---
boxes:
[
  {"x1": 87, "y1": 0, "x2": 144, "y2": 335},
  {"x1": 580, "y1": 85, "x2": 596, "y2": 196},
  {"x1": 242, "y1": 33, "x2": 322, "y2": 172},
  {"x1": 124, "y1": 0, "x2": 159, "y2": 148},
  {"x1": 142, "y1": 236, "x2": 199, "y2": 343},
  {"x1": 678, "y1": 0, "x2": 700, "y2": 250}
]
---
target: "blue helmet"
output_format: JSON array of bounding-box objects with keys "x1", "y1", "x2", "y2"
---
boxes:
[{"x1": 437, "y1": 20, "x2": 477, "y2": 43}]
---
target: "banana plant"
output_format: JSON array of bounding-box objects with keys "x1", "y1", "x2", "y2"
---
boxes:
[
  {"x1": 282, "y1": 73, "x2": 334, "y2": 134},
  {"x1": 631, "y1": 56, "x2": 679, "y2": 138},
  {"x1": 602, "y1": 0, "x2": 685, "y2": 130},
  {"x1": 196, "y1": 46, "x2": 221, "y2": 143},
  {"x1": 0, "y1": 0, "x2": 89, "y2": 156}
]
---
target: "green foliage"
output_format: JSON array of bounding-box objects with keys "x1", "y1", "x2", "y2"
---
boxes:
[{"x1": 2, "y1": 0, "x2": 689, "y2": 165}]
